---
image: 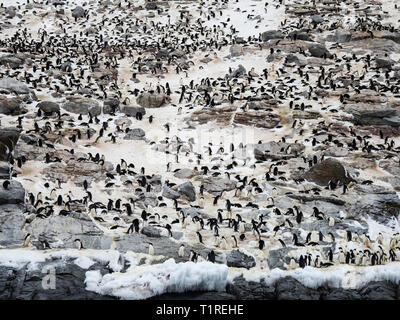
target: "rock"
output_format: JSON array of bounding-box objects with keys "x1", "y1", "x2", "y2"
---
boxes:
[
  {"x1": 72, "y1": 6, "x2": 85, "y2": 18},
  {"x1": 162, "y1": 185, "x2": 181, "y2": 200},
  {"x1": 0, "y1": 162, "x2": 10, "y2": 179},
  {"x1": 375, "y1": 58, "x2": 394, "y2": 69},
  {"x1": 268, "y1": 247, "x2": 294, "y2": 270},
  {"x1": 141, "y1": 226, "x2": 161, "y2": 238},
  {"x1": 226, "y1": 250, "x2": 256, "y2": 269},
  {"x1": 254, "y1": 141, "x2": 305, "y2": 161},
  {"x1": 226, "y1": 64, "x2": 247, "y2": 79},
  {"x1": 275, "y1": 277, "x2": 320, "y2": 300},
  {"x1": 0, "y1": 180, "x2": 25, "y2": 205},
  {"x1": 173, "y1": 168, "x2": 199, "y2": 179},
  {"x1": 0, "y1": 127, "x2": 20, "y2": 154},
  {"x1": 0, "y1": 78, "x2": 30, "y2": 95},
  {"x1": 0, "y1": 54, "x2": 25, "y2": 68},
  {"x1": 63, "y1": 97, "x2": 101, "y2": 116},
  {"x1": 326, "y1": 30, "x2": 352, "y2": 43},
  {"x1": 145, "y1": 2, "x2": 158, "y2": 10},
  {"x1": 26, "y1": 215, "x2": 111, "y2": 250},
  {"x1": 124, "y1": 128, "x2": 145, "y2": 140},
  {"x1": 136, "y1": 92, "x2": 169, "y2": 108},
  {"x1": 289, "y1": 30, "x2": 312, "y2": 41},
  {"x1": 0, "y1": 96, "x2": 26, "y2": 116},
  {"x1": 358, "y1": 281, "x2": 397, "y2": 300},
  {"x1": 201, "y1": 177, "x2": 236, "y2": 196},
  {"x1": 121, "y1": 105, "x2": 146, "y2": 117},
  {"x1": 348, "y1": 192, "x2": 400, "y2": 224},
  {"x1": 302, "y1": 158, "x2": 350, "y2": 186},
  {"x1": 233, "y1": 112, "x2": 280, "y2": 128},
  {"x1": 177, "y1": 181, "x2": 196, "y2": 202},
  {"x1": 37, "y1": 101, "x2": 60, "y2": 115},
  {"x1": 308, "y1": 43, "x2": 332, "y2": 58},
  {"x1": 103, "y1": 98, "x2": 120, "y2": 114},
  {"x1": 310, "y1": 15, "x2": 323, "y2": 23},
  {"x1": 0, "y1": 204, "x2": 26, "y2": 247},
  {"x1": 285, "y1": 53, "x2": 307, "y2": 66},
  {"x1": 229, "y1": 44, "x2": 244, "y2": 57},
  {"x1": 181, "y1": 207, "x2": 212, "y2": 220},
  {"x1": 261, "y1": 30, "x2": 284, "y2": 42},
  {"x1": 344, "y1": 103, "x2": 397, "y2": 126},
  {"x1": 227, "y1": 275, "x2": 276, "y2": 299}
]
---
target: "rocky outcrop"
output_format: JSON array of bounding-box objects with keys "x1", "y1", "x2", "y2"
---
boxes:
[
  {"x1": 37, "y1": 101, "x2": 60, "y2": 115},
  {"x1": 226, "y1": 250, "x2": 256, "y2": 269},
  {"x1": 254, "y1": 141, "x2": 305, "y2": 161},
  {"x1": 177, "y1": 181, "x2": 196, "y2": 202},
  {"x1": 201, "y1": 177, "x2": 236, "y2": 196},
  {"x1": 0, "y1": 96, "x2": 27, "y2": 115},
  {"x1": 136, "y1": 92, "x2": 170, "y2": 108},
  {"x1": 63, "y1": 97, "x2": 101, "y2": 116},
  {"x1": 124, "y1": 128, "x2": 146, "y2": 140},
  {"x1": 302, "y1": 158, "x2": 351, "y2": 186}
]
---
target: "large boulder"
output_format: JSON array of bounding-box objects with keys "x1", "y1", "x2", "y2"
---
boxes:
[
  {"x1": 0, "y1": 54, "x2": 25, "y2": 68},
  {"x1": 162, "y1": 185, "x2": 181, "y2": 200},
  {"x1": 261, "y1": 30, "x2": 284, "y2": 42},
  {"x1": 26, "y1": 215, "x2": 111, "y2": 250},
  {"x1": 302, "y1": 158, "x2": 350, "y2": 186},
  {"x1": 254, "y1": 141, "x2": 305, "y2": 161},
  {"x1": 201, "y1": 177, "x2": 236, "y2": 196},
  {"x1": 121, "y1": 105, "x2": 146, "y2": 117},
  {"x1": 230, "y1": 44, "x2": 244, "y2": 57},
  {"x1": 226, "y1": 250, "x2": 256, "y2": 269},
  {"x1": 0, "y1": 96, "x2": 27, "y2": 116},
  {"x1": 0, "y1": 78, "x2": 30, "y2": 94},
  {"x1": 123, "y1": 128, "x2": 146, "y2": 140},
  {"x1": 0, "y1": 204, "x2": 26, "y2": 247},
  {"x1": 103, "y1": 98, "x2": 120, "y2": 114},
  {"x1": 0, "y1": 180, "x2": 25, "y2": 205},
  {"x1": 37, "y1": 101, "x2": 60, "y2": 115},
  {"x1": 72, "y1": 6, "x2": 85, "y2": 18},
  {"x1": 177, "y1": 181, "x2": 196, "y2": 202},
  {"x1": 136, "y1": 92, "x2": 169, "y2": 108},
  {"x1": 308, "y1": 43, "x2": 333, "y2": 58},
  {"x1": 63, "y1": 97, "x2": 101, "y2": 116}
]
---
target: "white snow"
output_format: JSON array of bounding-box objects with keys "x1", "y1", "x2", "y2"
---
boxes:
[{"x1": 84, "y1": 258, "x2": 228, "y2": 300}]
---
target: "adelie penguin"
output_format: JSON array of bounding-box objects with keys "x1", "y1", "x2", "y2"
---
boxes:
[
  {"x1": 178, "y1": 244, "x2": 185, "y2": 257},
  {"x1": 74, "y1": 239, "x2": 84, "y2": 250}
]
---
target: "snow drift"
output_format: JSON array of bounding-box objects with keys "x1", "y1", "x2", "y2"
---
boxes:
[{"x1": 84, "y1": 258, "x2": 228, "y2": 300}]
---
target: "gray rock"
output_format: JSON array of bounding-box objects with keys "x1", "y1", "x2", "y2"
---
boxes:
[
  {"x1": 0, "y1": 78, "x2": 30, "y2": 94},
  {"x1": 0, "y1": 54, "x2": 25, "y2": 68},
  {"x1": 226, "y1": 250, "x2": 256, "y2": 269},
  {"x1": 103, "y1": 98, "x2": 120, "y2": 114},
  {"x1": 254, "y1": 141, "x2": 305, "y2": 161},
  {"x1": 0, "y1": 97, "x2": 26, "y2": 116},
  {"x1": 63, "y1": 98, "x2": 101, "y2": 116},
  {"x1": 162, "y1": 185, "x2": 181, "y2": 200},
  {"x1": 302, "y1": 158, "x2": 351, "y2": 186},
  {"x1": 226, "y1": 64, "x2": 247, "y2": 79},
  {"x1": 177, "y1": 181, "x2": 196, "y2": 202},
  {"x1": 326, "y1": 30, "x2": 352, "y2": 43},
  {"x1": 173, "y1": 168, "x2": 199, "y2": 179},
  {"x1": 310, "y1": 15, "x2": 323, "y2": 23},
  {"x1": 0, "y1": 180, "x2": 25, "y2": 205},
  {"x1": 308, "y1": 43, "x2": 332, "y2": 58},
  {"x1": 141, "y1": 226, "x2": 161, "y2": 238},
  {"x1": 26, "y1": 215, "x2": 111, "y2": 250},
  {"x1": 124, "y1": 128, "x2": 146, "y2": 140},
  {"x1": 268, "y1": 247, "x2": 294, "y2": 270},
  {"x1": 275, "y1": 277, "x2": 320, "y2": 300},
  {"x1": 229, "y1": 44, "x2": 244, "y2": 57},
  {"x1": 136, "y1": 92, "x2": 169, "y2": 108},
  {"x1": 0, "y1": 204, "x2": 26, "y2": 247},
  {"x1": 227, "y1": 276, "x2": 276, "y2": 299},
  {"x1": 121, "y1": 105, "x2": 146, "y2": 117},
  {"x1": 261, "y1": 30, "x2": 284, "y2": 42},
  {"x1": 0, "y1": 162, "x2": 10, "y2": 179},
  {"x1": 376, "y1": 58, "x2": 394, "y2": 69},
  {"x1": 201, "y1": 177, "x2": 236, "y2": 196},
  {"x1": 358, "y1": 281, "x2": 397, "y2": 300},
  {"x1": 72, "y1": 6, "x2": 85, "y2": 18},
  {"x1": 37, "y1": 101, "x2": 60, "y2": 115}
]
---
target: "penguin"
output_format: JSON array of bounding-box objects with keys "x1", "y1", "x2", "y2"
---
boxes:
[
  {"x1": 2, "y1": 180, "x2": 10, "y2": 189},
  {"x1": 23, "y1": 233, "x2": 31, "y2": 247},
  {"x1": 178, "y1": 244, "x2": 185, "y2": 257},
  {"x1": 189, "y1": 250, "x2": 197, "y2": 262},
  {"x1": 196, "y1": 231, "x2": 204, "y2": 244},
  {"x1": 328, "y1": 217, "x2": 335, "y2": 227},
  {"x1": 289, "y1": 257, "x2": 297, "y2": 270},
  {"x1": 148, "y1": 243, "x2": 154, "y2": 255},
  {"x1": 74, "y1": 239, "x2": 84, "y2": 250},
  {"x1": 231, "y1": 235, "x2": 238, "y2": 248},
  {"x1": 207, "y1": 250, "x2": 216, "y2": 263}
]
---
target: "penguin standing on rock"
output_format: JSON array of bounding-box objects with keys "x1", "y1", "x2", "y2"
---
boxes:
[
  {"x1": 178, "y1": 244, "x2": 185, "y2": 257},
  {"x1": 74, "y1": 239, "x2": 84, "y2": 250}
]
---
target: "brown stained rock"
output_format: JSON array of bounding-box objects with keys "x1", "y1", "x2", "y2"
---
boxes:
[
  {"x1": 302, "y1": 158, "x2": 349, "y2": 186},
  {"x1": 187, "y1": 105, "x2": 236, "y2": 125},
  {"x1": 233, "y1": 112, "x2": 280, "y2": 128}
]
